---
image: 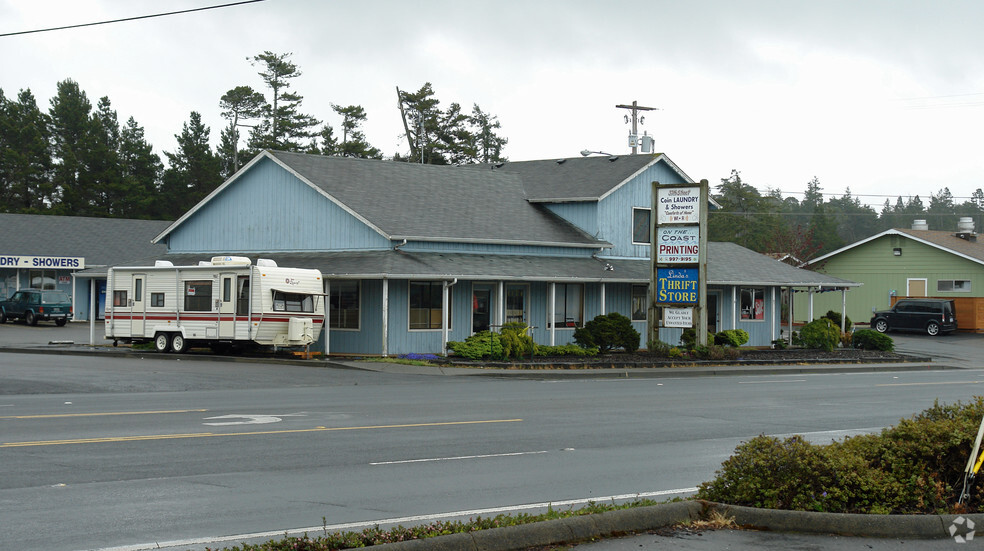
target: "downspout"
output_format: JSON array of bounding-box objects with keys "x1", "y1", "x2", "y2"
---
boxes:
[{"x1": 442, "y1": 278, "x2": 458, "y2": 355}]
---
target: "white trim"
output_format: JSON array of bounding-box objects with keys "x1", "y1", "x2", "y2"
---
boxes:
[
  {"x1": 907, "y1": 278, "x2": 928, "y2": 297},
  {"x1": 631, "y1": 207, "x2": 651, "y2": 245}
]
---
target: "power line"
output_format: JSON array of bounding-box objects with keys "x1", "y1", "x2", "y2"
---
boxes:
[{"x1": 0, "y1": 0, "x2": 267, "y2": 37}]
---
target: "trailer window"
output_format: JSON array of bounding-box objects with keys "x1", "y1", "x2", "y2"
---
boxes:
[
  {"x1": 151, "y1": 293, "x2": 165, "y2": 307},
  {"x1": 272, "y1": 291, "x2": 314, "y2": 313},
  {"x1": 184, "y1": 280, "x2": 212, "y2": 311},
  {"x1": 113, "y1": 290, "x2": 127, "y2": 307}
]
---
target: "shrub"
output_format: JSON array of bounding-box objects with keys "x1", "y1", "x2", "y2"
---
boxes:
[
  {"x1": 715, "y1": 329, "x2": 749, "y2": 347},
  {"x1": 822, "y1": 310, "x2": 853, "y2": 331},
  {"x1": 533, "y1": 344, "x2": 599, "y2": 357},
  {"x1": 853, "y1": 329, "x2": 894, "y2": 351},
  {"x1": 648, "y1": 339, "x2": 672, "y2": 356},
  {"x1": 799, "y1": 318, "x2": 840, "y2": 351},
  {"x1": 573, "y1": 312, "x2": 640, "y2": 353},
  {"x1": 681, "y1": 328, "x2": 715, "y2": 348},
  {"x1": 499, "y1": 322, "x2": 535, "y2": 358},
  {"x1": 697, "y1": 397, "x2": 984, "y2": 514},
  {"x1": 692, "y1": 344, "x2": 741, "y2": 361},
  {"x1": 446, "y1": 331, "x2": 502, "y2": 360}
]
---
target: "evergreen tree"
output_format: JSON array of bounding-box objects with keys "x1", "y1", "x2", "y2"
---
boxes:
[
  {"x1": 927, "y1": 187, "x2": 955, "y2": 231},
  {"x1": 469, "y1": 104, "x2": 508, "y2": 164},
  {"x1": 219, "y1": 85, "x2": 265, "y2": 172},
  {"x1": 434, "y1": 102, "x2": 474, "y2": 165},
  {"x1": 86, "y1": 96, "x2": 123, "y2": 216},
  {"x1": 116, "y1": 117, "x2": 162, "y2": 218},
  {"x1": 246, "y1": 51, "x2": 320, "y2": 151},
  {"x1": 48, "y1": 79, "x2": 93, "y2": 214},
  {"x1": 708, "y1": 170, "x2": 781, "y2": 252},
  {"x1": 161, "y1": 111, "x2": 222, "y2": 219},
  {"x1": 0, "y1": 88, "x2": 53, "y2": 212},
  {"x1": 397, "y1": 82, "x2": 442, "y2": 163},
  {"x1": 331, "y1": 104, "x2": 382, "y2": 159}
]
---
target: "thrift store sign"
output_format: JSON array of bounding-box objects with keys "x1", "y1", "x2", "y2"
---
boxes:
[{"x1": 655, "y1": 268, "x2": 698, "y2": 304}]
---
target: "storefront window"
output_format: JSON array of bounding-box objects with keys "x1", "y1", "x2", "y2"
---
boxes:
[{"x1": 740, "y1": 287, "x2": 765, "y2": 320}]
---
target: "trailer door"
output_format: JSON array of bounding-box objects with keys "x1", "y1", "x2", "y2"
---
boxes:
[
  {"x1": 131, "y1": 274, "x2": 146, "y2": 336},
  {"x1": 219, "y1": 273, "x2": 236, "y2": 338}
]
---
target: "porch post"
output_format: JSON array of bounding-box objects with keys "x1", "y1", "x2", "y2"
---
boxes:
[
  {"x1": 442, "y1": 280, "x2": 450, "y2": 354},
  {"x1": 770, "y1": 286, "x2": 776, "y2": 343},
  {"x1": 788, "y1": 287, "x2": 793, "y2": 345},
  {"x1": 89, "y1": 277, "x2": 96, "y2": 346},
  {"x1": 808, "y1": 287, "x2": 815, "y2": 321},
  {"x1": 731, "y1": 286, "x2": 737, "y2": 329},
  {"x1": 497, "y1": 281, "x2": 504, "y2": 328},
  {"x1": 381, "y1": 278, "x2": 389, "y2": 357},
  {"x1": 841, "y1": 288, "x2": 847, "y2": 334},
  {"x1": 600, "y1": 283, "x2": 606, "y2": 315},
  {"x1": 324, "y1": 280, "x2": 331, "y2": 357},
  {"x1": 550, "y1": 282, "x2": 556, "y2": 346}
]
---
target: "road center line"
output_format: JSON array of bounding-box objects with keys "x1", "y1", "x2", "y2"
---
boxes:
[
  {"x1": 371, "y1": 450, "x2": 549, "y2": 465},
  {"x1": 0, "y1": 418, "x2": 523, "y2": 448},
  {"x1": 0, "y1": 409, "x2": 209, "y2": 420},
  {"x1": 738, "y1": 379, "x2": 807, "y2": 384},
  {"x1": 89, "y1": 487, "x2": 699, "y2": 551}
]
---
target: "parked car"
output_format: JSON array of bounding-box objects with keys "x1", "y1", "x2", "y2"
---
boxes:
[
  {"x1": 870, "y1": 298, "x2": 957, "y2": 336},
  {"x1": 0, "y1": 289, "x2": 72, "y2": 326}
]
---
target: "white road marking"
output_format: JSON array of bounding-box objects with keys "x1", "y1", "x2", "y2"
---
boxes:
[
  {"x1": 202, "y1": 414, "x2": 282, "y2": 426},
  {"x1": 87, "y1": 487, "x2": 700, "y2": 551},
  {"x1": 371, "y1": 450, "x2": 549, "y2": 465},
  {"x1": 738, "y1": 379, "x2": 807, "y2": 384}
]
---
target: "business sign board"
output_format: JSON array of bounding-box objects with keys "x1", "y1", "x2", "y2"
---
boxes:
[
  {"x1": 657, "y1": 186, "x2": 701, "y2": 224},
  {"x1": 656, "y1": 226, "x2": 699, "y2": 263},
  {"x1": 663, "y1": 308, "x2": 693, "y2": 328},
  {"x1": 0, "y1": 255, "x2": 85, "y2": 269},
  {"x1": 655, "y1": 268, "x2": 698, "y2": 304}
]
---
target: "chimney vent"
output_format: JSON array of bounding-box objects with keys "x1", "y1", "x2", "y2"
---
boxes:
[{"x1": 911, "y1": 219, "x2": 928, "y2": 231}]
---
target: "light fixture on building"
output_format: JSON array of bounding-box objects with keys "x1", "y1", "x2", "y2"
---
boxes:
[
  {"x1": 893, "y1": 248, "x2": 902, "y2": 256},
  {"x1": 581, "y1": 149, "x2": 613, "y2": 157}
]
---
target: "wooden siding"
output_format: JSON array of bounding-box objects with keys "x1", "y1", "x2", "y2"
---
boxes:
[
  {"x1": 168, "y1": 158, "x2": 390, "y2": 252},
  {"x1": 799, "y1": 235, "x2": 984, "y2": 325},
  {"x1": 404, "y1": 241, "x2": 597, "y2": 257},
  {"x1": 597, "y1": 161, "x2": 691, "y2": 258},
  {"x1": 543, "y1": 203, "x2": 598, "y2": 237}
]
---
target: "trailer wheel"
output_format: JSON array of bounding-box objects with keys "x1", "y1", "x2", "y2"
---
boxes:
[
  {"x1": 170, "y1": 333, "x2": 189, "y2": 354},
  {"x1": 154, "y1": 333, "x2": 170, "y2": 352}
]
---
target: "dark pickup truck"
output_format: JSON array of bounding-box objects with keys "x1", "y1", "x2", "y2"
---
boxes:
[{"x1": 0, "y1": 289, "x2": 72, "y2": 326}]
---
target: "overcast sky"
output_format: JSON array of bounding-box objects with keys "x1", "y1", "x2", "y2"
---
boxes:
[{"x1": 2, "y1": 0, "x2": 983, "y2": 209}]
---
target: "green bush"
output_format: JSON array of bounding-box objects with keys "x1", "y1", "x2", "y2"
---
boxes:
[
  {"x1": 697, "y1": 397, "x2": 984, "y2": 514},
  {"x1": 648, "y1": 339, "x2": 672, "y2": 356},
  {"x1": 446, "y1": 331, "x2": 502, "y2": 360},
  {"x1": 499, "y1": 322, "x2": 535, "y2": 358},
  {"x1": 822, "y1": 310, "x2": 853, "y2": 331},
  {"x1": 681, "y1": 328, "x2": 715, "y2": 348},
  {"x1": 799, "y1": 318, "x2": 840, "y2": 351},
  {"x1": 853, "y1": 329, "x2": 894, "y2": 351},
  {"x1": 714, "y1": 329, "x2": 749, "y2": 347},
  {"x1": 573, "y1": 312, "x2": 640, "y2": 353},
  {"x1": 533, "y1": 344, "x2": 599, "y2": 357},
  {"x1": 692, "y1": 344, "x2": 741, "y2": 361}
]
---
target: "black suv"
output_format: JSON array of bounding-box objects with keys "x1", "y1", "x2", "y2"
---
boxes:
[{"x1": 870, "y1": 298, "x2": 957, "y2": 336}]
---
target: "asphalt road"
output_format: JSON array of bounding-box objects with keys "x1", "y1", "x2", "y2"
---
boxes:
[{"x1": 1, "y1": 323, "x2": 982, "y2": 551}]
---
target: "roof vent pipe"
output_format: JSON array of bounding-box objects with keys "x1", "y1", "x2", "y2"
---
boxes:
[
  {"x1": 912, "y1": 219, "x2": 929, "y2": 231},
  {"x1": 957, "y1": 217, "x2": 975, "y2": 234}
]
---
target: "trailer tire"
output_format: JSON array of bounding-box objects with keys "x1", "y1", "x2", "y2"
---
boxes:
[
  {"x1": 170, "y1": 333, "x2": 189, "y2": 354},
  {"x1": 154, "y1": 333, "x2": 171, "y2": 353}
]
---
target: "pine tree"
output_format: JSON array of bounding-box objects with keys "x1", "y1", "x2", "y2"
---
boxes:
[
  {"x1": 331, "y1": 104, "x2": 382, "y2": 159},
  {"x1": 469, "y1": 104, "x2": 507, "y2": 164},
  {"x1": 48, "y1": 79, "x2": 93, "y2": 215},
  {"x1": 161, "y1": 112, "x2": 222, "y2": 219},
  {"x1": 219, "y1": 85, "x2": 265, "y2": 172},
  {"x1": 246, "y1": 51, "x2": 320, "y2": 152},
  {"x1": 0, "y1": 88, "x2": 53, "y2": 212},
  {"x1": 117, "y1": 117, "x2": 162, "y2": 218}
]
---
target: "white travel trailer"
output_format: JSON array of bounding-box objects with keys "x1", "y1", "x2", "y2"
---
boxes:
[{"x1": 105, "y1": 256, "x2": 325, "y2": 353}]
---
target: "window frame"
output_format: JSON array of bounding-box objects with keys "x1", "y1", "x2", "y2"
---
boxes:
[
  {"x1": 329, "y1": 280, "x2": 361, "y2": 330},
  {"x1": 631, "y1": 284, "x2": 648, "y2": 322},
  {"x1": 739, "y1": 287, "x2": 765, "y2": 321},
  {"x1": 549, "y1": 283, "x2": 584, "y2": 329},
  {"x1": 150, "y1": 292, "x2": 165, "y2": 307},
  {"x1": 272, "y1": 290, "x2": 315, "y2": 313},
  {"x1": 631, "y1": 207, "x2": 651, "y2": 245},
  {"x1": 937, "y1": 279, "x2": 971, "y2": 293},
  {"x1": 183, "y1": 280, "x2": 213, "y2": 312},
  {"x1": 409, "y1": 281, "x2": 452, "y2": 331},
  {"x1": 113, "y1": 290, "x2": 128, "y2": 307}
]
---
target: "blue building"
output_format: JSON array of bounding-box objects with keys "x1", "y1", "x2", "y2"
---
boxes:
[{"x1": 148, "y1": 150, "x2": 856, "y2": 355}]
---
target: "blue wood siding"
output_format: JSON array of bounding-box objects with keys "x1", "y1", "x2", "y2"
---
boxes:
[
  {"x1": 168, "y1": 158, "x2": 390, "y2": 252},
  {"x1": 543, "y1": 203, "x2": 598, "y2": 237},
  {"x1": 404, "y1": 241, "x2": 597, "y2": 257},
  {"x1": 597, "y1": 161, "x2": 692, "y2": 258}
]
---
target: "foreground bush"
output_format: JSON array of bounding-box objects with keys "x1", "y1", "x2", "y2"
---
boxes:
[
  {"x1": 574, "y1": 312, "x2": 640, "y2": 353},
  {"x1": 697, "y1": 397, "x2": 984, "y2": 514},
  {"x1": 797, "y1": 318, "x2": 840, "y2": 351},
  {"x1": 852, "y1": 329, "x2": 894, "y2": 351},
  {"x1": 714, "y1": 329, "x2": 749, "y2": 347}
]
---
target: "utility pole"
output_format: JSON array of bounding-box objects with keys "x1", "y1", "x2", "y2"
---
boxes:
[{"x1": 616, "y1": 101, "x2": 659, "y2": 154}]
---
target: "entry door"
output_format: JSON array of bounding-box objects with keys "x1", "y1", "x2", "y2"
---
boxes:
[
  {"x1": 219, "y1": 273, "x2": 236, "y2": 338},
  {"x1": 131, "y1": 275, "x2": 145, "y2": 336},
  {"x1": 907, "y1": 278, "x2": 927, "y2": 297},
  {"x1": 706, "y1": 292, "x2": 721, "y2": 334},
  {"x1": 472, "y1": 288, "x2": 491, "y2": 333}
]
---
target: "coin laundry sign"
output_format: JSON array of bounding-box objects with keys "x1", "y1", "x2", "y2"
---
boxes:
[{"x1": 657, "y1": 186, "x2": 701, "y2": 224}]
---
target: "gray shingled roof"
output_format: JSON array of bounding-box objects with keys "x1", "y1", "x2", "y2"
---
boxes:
[
  {"x1": 0, "y1": 213, "x2": 171, "y2": 267},
  {"x1": 86, "y1": 242, "x2": 857, "y2": 288},
  {"x1": 265, "y1": 151, "x2": 607, "y2": 248},
  {"x1": 461, "y1": 154, "x2": 668, "y2": 202}
]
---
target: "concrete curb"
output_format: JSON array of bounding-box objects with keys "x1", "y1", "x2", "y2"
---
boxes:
[{"x1": 367, "y1": 501, "x2": 984, "y2": 551}]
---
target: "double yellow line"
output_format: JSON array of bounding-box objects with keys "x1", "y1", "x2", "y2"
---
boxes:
[{"x1": 1, "y1": 418, "x2": 523, "y2": 448}]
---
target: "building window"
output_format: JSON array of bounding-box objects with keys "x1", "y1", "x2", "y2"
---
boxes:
[
  {"x1": 632, "y1": 208, "x2": 651, "y2": 244},
  {"x1": 740, "y1": 287, "x2": 765, "y2": 320},
  {"x1": 631, "y1": 284, "x2": 648, "y2": 321},
  {"x1": 184, "y1": 280, "x2": 212, "y2": 312},
  {"x1": 150, "y1": 293, "x2": 164, "y2": 307},
  {"x1": 409, "y1": 281, "x2": 451, "y2": 330},
  {"x1": 505, "y1": 284, "x2": 528, "y2": 324},
  {"x1": 30, "y1": 269, "x2": 56, "y2": 290},
  {"x1": 938, "y1": 279, "x2": 971, "y2": 293},
  {"x1": 272, "y1": 291, "x2": 314, "y2": 312},
  {"x1": 330, "y1": 281, "x2": 360, "y2": 330},
  {"x1": 550, "y1": 283, "x2": 583, "y2": 328},
  {"x1": 113, "y1": 290, "x2": 127, "y2": 307}
]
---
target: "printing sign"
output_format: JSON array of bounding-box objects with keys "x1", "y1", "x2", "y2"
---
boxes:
[
  {"x1": 663, "y1": 308, "x2": 693, "y2": 328},
  {"x1": 655, "y1": 268, "x2": 699, "y2": 304},
  {"x1": 657, "y1": 186, "x2": 701, "y2": 224},
  {"x1": 656, "y1": 226, "x2": 699, "y2": 263}
]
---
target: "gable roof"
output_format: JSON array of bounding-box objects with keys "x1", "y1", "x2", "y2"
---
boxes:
[
  {"x1": 0, "y1": 213, "x2": 170, "y2": 267},
  {"x1": 155, "y1": 150, "x2": 609, "y2": 249},
  {"x1": 806, "y1": 228, "x2": 984, "y2": 267},
  {"x1": 463, "y1": 153, "x2": 694, "y2": 202}
]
